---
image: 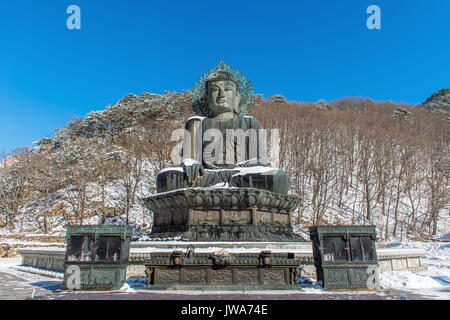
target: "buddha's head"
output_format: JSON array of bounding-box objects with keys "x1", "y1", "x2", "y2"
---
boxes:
[
  {"x1": 205, "y1": 70, "x2": 241, "y2": 117},
  {"x1": 192, "y1": 61, "x2": 254, "y2": 118}
]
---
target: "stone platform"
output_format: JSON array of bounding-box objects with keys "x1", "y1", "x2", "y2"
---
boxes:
[
  {"x1": 128, "y1": 242, "x2": 315, "y2": 283},
  {"x1": 18, "y1": 242, "x2": 428, "y2": 283},
  {"x1": 139, "y1": 250, "x2": 303, "y2": 290},
  {"x1": 130, "y1": 241, "x2": 312, "y2": 250}
]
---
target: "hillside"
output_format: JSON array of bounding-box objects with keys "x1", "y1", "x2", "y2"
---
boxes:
[
  {"x1": 422, "y1": 89, "x2": 450, "y2": 112},
  {"x1": 0, "y1": 91, "x2": 449, "y2": 242}
]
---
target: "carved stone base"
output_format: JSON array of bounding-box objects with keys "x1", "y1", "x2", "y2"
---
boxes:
[
  {"x1": 142, "y1": 187, "x2": 303, "y2": 242},
  {"x1": 143, "y1": 187, "x2": 299, "y2": 213}
]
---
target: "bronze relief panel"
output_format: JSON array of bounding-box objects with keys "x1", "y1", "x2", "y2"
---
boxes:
[
  {"x1": 222, "y1": 210, "x2": 251, "y2": 225},
  {"x1": 192, "y1": 210, "x2": 220, "y2": 225}
]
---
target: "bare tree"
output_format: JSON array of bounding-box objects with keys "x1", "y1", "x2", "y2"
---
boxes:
[{"x1": 0, "y1": 149, "x2": 33, "y2": 230}]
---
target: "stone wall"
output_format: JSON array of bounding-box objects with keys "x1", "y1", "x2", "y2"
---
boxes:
[
  {"x1": 377, "y1": 249, "x2": 428, "y2": 273},
  {"x1": 19, "y1": 247, "x2": 66, "y2": 272}
]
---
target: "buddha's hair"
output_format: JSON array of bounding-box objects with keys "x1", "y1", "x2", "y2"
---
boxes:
[{"x1": 205, "y1": 70, "x2": 240, "y2": 92}]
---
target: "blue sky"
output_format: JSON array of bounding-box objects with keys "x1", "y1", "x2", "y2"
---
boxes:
[{"x1": 0, "y1": 0, "x2": 449, "y2": 156}]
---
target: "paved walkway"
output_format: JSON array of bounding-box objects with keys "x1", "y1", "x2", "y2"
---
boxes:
[
  {"x1": 0, "y1": 270, "x2": 61, "y2": 300},
  {"x1": 34, "y1": 291, "x2": 401, "y2": 300},
  {"x1": 0, "y1": 269, "x2": 411, "y2": 300}
]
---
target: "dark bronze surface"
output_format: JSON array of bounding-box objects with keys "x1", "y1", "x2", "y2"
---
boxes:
[
  {"x1": 63, "y1": 225, "x2": 133, "y2": 290},
  {"x1": 309, "y1": 225, "x2": 380, "y2": 290},
  {"x1": 141, "y1": 250, "x2": 302, "y2": 289}
]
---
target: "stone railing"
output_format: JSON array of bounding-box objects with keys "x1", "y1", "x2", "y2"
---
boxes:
[
  {"x1": 18, "y1": 247, "x2": 66, "y2": 272},
  {"x1": 377, "y1": 248, "x2": 428, "y2": 273},
  {"x1": 18, "y1": 243, "x2": 428, "y2": 279}
]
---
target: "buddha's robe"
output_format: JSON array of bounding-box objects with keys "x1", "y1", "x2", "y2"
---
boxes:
[{"x1": 156, "y1": 115, "x2": 290, "y2": 194}]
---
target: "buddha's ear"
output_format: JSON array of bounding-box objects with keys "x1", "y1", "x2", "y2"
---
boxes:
[{"x1": 234, "y1": 88, "x2": 241, "y2": 113}]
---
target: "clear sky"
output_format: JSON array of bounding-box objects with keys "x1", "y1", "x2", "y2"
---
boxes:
[{"x1": 0, "y1": 0, "x2": 449, "y2": 156}]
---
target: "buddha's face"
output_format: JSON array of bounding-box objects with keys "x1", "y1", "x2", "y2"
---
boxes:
[{"x1": 207, "y1": 80, "x2": 240, "y2": 116}]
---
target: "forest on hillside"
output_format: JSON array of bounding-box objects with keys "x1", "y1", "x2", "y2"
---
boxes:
[{"x1": 0, "y1": 91, "x2": 448, "y2": 240}]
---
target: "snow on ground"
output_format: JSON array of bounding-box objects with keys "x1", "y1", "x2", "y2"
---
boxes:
[
  {"x1": 434, "y1": 233, "x2": 450, "y2": 241},
  {"x1": 15, "y1": 265, "x2": 64, "y2": 279},
  {"x1": 379, "y1": 241, "x2": 450, "y2": 299},
  {"x1": 132, "y1": 246, "x2": 311, "y2": 254}
]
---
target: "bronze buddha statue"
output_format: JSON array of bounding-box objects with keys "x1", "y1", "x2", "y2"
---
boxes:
[{"x1": 156, "y1": 62, "x2": 290, "y2": 194}]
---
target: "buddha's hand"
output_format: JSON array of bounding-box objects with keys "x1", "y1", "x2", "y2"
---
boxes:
[
  {"x1": 182, "y1": 160, "x2": 205, "y2": 185},
  {"x1": 236, "y1": 158, "x2": 271, "y2": 167}
]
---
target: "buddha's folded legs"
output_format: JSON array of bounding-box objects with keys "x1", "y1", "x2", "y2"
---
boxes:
[
  {"x1": 156, "y1": 168, "x2": 186, "y2": 193},
  {"x1": 156, "y1": 167, "x2": 290, "y2": 194},
  {"x1": 156, "y1": 168, "x2": 237, "y2": 193},
  {"x1": 230, "y1": 169, "x2": 290, "y2": 194}
]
